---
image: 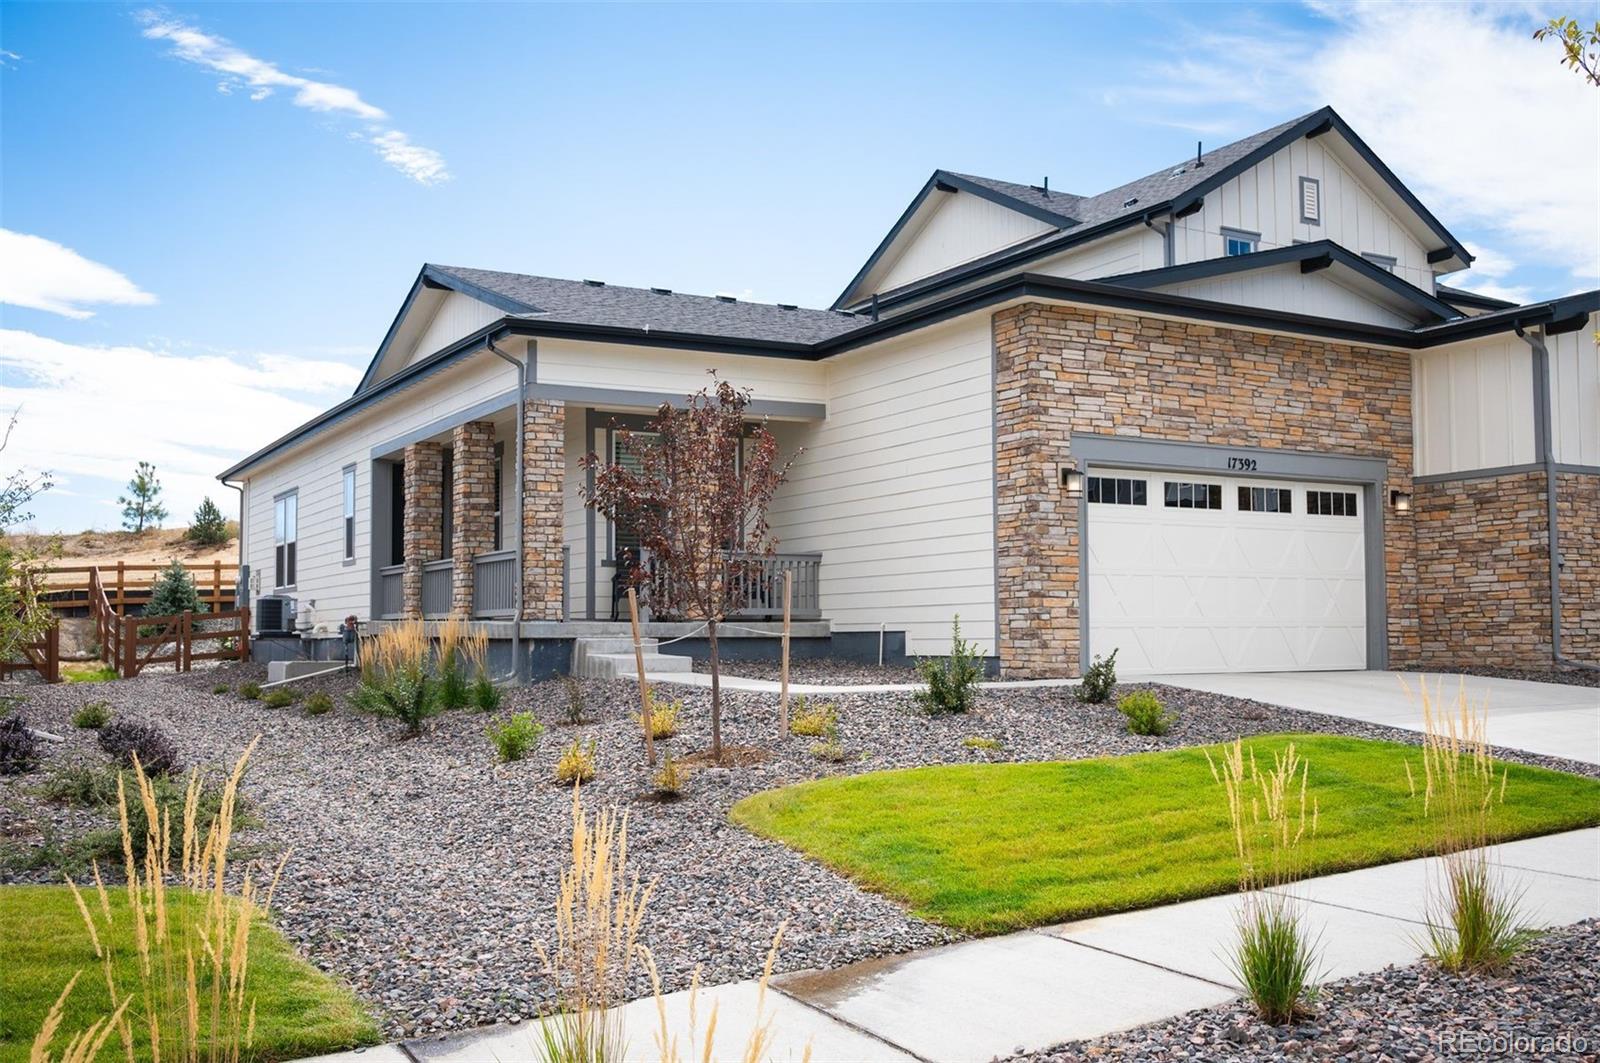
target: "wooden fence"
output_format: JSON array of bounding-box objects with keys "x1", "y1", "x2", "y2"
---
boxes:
[
  {"x1": 117, "y1": 607, "x2": 251, "y2": 678},
  {"x1": 0, "y1": 625, "x2": 61, "y2": 683},
  {"x1": 44, "y1": 561, "x2": 235, "y2": 613}
]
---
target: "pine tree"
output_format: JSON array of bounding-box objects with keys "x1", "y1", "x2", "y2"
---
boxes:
[
  {"x1": 119, "y1": 461, "x2": 168, "y2": 532},
  {"x1": 187, "y1": 496, "x2": 229, "y2": 546},
  {"x1": 145, "y1": 559, "x2": 207, "y2": 618}
]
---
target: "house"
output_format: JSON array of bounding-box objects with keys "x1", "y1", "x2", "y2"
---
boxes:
[{"x1": 219, "y1": 106, "x2": 1599, "y2": 679}]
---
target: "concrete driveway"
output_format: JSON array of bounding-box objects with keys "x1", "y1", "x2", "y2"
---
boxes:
[{"x1": 1148, "y1": 670, "x2": 1600, "y2": 765}]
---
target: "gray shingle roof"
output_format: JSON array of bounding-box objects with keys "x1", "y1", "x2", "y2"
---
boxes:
[{"x1": 429, "y1": 266, "x2": 869, "y2": 346}]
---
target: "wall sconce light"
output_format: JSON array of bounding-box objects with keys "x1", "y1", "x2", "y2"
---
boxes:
[
  {"x1": 1390, "y1": 490, "x2": 1412, "y2": 513},
  {"x1": 1061, "y1": 465, "x2": 1085, "y2": 493}
]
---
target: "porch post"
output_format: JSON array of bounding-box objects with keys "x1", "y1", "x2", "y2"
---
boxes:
[
  {"x1": 451, "y1": 421, "x2": 497, "y2": 616},
  {"x1": 401, "y1": 441, "x2": 444, "y2": 619},
  {"x1": 521, "y1": 398, "x2": 566, "y2": 620}
]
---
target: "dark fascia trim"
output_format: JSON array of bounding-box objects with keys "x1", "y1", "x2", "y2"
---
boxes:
[
  {"x1": 850, "y1": 106, "x2": 1474, "y2": 315},
  {"x1": 1102, "y1": 240, "x2": 1461, "y2": 322},
  {"x1": 350, "y1": 264, "x2": 540, "y2": 396},
  {"x1": 1434, "y1": 283, "x2": 1518, "y2": 312},
  {"x1": 1408, "y1": 291, "x2": 1600, "y2": 345},
  {"x1": 832, "y1": 170, "x2": 1076, "y2": 310}
]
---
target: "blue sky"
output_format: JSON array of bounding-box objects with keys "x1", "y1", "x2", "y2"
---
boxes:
[{"x1": 2, "y1": 1, "x2": 1596, "y2": 532}]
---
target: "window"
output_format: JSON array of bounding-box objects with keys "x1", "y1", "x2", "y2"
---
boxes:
[
  {"x1": 1307, "y1": 490, "x2": 1359, "y2": 517},
  {"x1": 1086, "y1": 476, "x2": 1147, "y2": 506},
  {"x1": 440, "y1": 451, "x2": 454, "y2": 560},
  {"x1": 1298, "y1": 177, "x2": 1321, "y2": 224},
  {"x1": 341, "y1": 466, "x2": 356, "y2": 562},
  {"x1": 1164, "y1": 481, "x2": 1223, "y2": 509},
  {"x1": 1239, "y1": 486, "x2": 1293, "y2": 513},
  {"x1": 1222, "y1": 228, "x2": 1259, "y2": 256},
  {"x1": 492, "y1": 444, "x2": 504, "y2": 552},
  {"x1": 273, "y1": 492, "x2": 297, "y2": 588},
  {"x1": 1361, "y1": 253, "x2": 1397, "y2": 273},
  {"x1": 610, "y1": 430, "x2": 661, "y2": 555}
]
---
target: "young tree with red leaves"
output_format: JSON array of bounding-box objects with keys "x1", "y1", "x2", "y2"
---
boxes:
[{"x1": 581, "y1": 377, "x2": 794, "y2": 763}]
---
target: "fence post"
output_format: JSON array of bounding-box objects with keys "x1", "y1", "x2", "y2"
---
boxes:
[
  {"x1": 122, "y1": 615, "x2": 137, "y2": 678},
  {"x1": 180, "y1": 612, "x2": 192, "y2": 672},
  {"x1": 115, "y1": 562, "x2": 125, "y2": 613},
  {"x1": 45, "y1": 623, "x2": 60, "y2": 683},
  {"x1": 213, "y1": 561, "x2": 223, "y2": 607}
]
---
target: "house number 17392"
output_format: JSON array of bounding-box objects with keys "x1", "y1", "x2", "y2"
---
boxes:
[{"x1": 1226, "y1": 456, "x2": 1258, "y2": 471}]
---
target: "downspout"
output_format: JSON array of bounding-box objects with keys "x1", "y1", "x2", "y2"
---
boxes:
[
  {"x1": 488, "y1": 338, "x2": 529, "y2": 681},
  {"x1": 221, "y1": 479, "x2": 246, "y2": 610},
  {"x1": 1515, "y1": 324, "x2": 1597, "y2": 672}
]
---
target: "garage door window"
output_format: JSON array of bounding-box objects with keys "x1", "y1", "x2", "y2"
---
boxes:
[
  {"x1": 1087, "y1": 476, "x2": 1147, "y2": 505},
  {"x1": 1164, "y1": 481, "x2": 1223, "y2": 509},
  {"x1": 1307, "y1": 490, "x2": 1358, "y2": 516},
  {"x1": 1239, "y1": 486, "x2": 1293, "y2": 513}
]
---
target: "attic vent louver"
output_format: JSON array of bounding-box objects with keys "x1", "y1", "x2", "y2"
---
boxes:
[
  {"x1": 1122, "y1": 196, "x2": 1138, "y2": 208},
  {"x1": 583, "y1": 279, "x2": 604, "y2": 287},
  {"x1": 777, "y1": 303, "x2": 797, "y2": 311},
  {"x1": 651, "y1": 287, "x2": 672, "y2": 295},
  {"x1": 716, "y1": 294, "x2": 736, "y2": 303},
  {"x1": 1169, "y1": 166, "x2": 1186, "y2": 177}
]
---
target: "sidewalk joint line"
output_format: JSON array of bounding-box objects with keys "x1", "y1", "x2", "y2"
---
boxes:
[
  {"x1": 1027, "y1": 928, "x2": 1241, "y2": 993},
  {"x1": 769, "y1": 984, "x2": 936, "y2": 1062}
]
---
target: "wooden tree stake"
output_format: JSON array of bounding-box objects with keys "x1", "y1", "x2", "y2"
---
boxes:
[
  {"x1": 628, "y1": 587, "x2": 655, "y2": 766},
  {"x1": 779, "y1": 570, "x2": 792, "y2": 738}
]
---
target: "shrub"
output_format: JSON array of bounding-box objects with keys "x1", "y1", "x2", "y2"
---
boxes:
[
  {"x1": 1076, "y1": 649, "x2": 1118, "y2": 704},
  {"x1": 635, "y1": 694, "x2": 681, "y2": 739},
  {"x1": 73, "y1": 701, "x2": 112, "y2": 729},
  {"x1": 558, "y1": 673, "x2": 587, "y2": 724},
  {"x1": 1118, "y1": 690, "x2": 1175, "y2": 736},
  {"x1": 962, "y1": 735, "x2": 1002, "y2": 752},
  {"x1": 811, "y1": 721, "x2": 849, "y2": 763},
  {"x1": 186, "y1": 496, "x2": 231, "y2": 546},
  {"x1": 437, "y1": 657, "x2": 470, "y2": 711},
  {"x1": 1231, "y1": 893, "x2": 1321, "y2": 1026},
  {"x1": 239, "y1": 681, "x2": 262, "y2": 700},
  {"x1": 143, "y1": 559, "x2": 207, "y2": 620},
  {"x1": 354, "y1": 670, "x2": 440, "y2": 738},
  {"x1": 0, "y1": 715, "x2": 42, "y2": 775},
  {"x1": 554, "y1": 739, "x2": 597, "y2": 784},
  {"x1": 211, "y1": 682, "x2": 230, "y2": 695},
  {"x1": 652, "y1": 753, "x2": 685, "y2": 797},
  {"x1": 914, "y1": 615, "x2": 982, "y2": 715},
  {"x1": 262, "y1": 688, "x2": 297, "y2": 709},
  {"x1": 488, "y1": 712, "x2": 544, "y2": 763},
  {"x1": 1410, "y1": 681, "x2": 1536, "y2": 972},
  {"x1": 97, "y1": 719, "x2": 180, "y2": 776},
  {"x1": 304, "y1": 691, "x2": 335, "y2": 716},
  {"x1": 40, "y1": 764, "x2": 121, "y2": 806},
  {"x1": 470, "y1": 669, "x2": 502, "y2": 712},
  {"x1": 788, "y1": 696, "x2": 837, "y2": 737}
]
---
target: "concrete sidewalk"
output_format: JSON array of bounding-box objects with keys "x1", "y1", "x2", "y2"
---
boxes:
[
  {"x1": 1150, "y1": 670, "x2": 1600, "y2": 765},
  {"x1": 643, "y1": 671, "x2": 1077, "y2": 695},
  {"x1": 300, "y1": 828, "x2": 1600, "y2": 1063}
]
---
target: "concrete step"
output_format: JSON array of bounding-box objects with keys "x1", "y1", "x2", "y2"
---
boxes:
[
  {"x1": 571, "y1": 636, "x2": 660, "y2": 676},
  {"x1": 583, "y1": 652, "x2": 694, "y2": 680}
]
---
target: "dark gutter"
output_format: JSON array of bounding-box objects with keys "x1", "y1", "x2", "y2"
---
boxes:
[{"x1": 1435, "y1": 283, "x2": 1518, "y2": 312}]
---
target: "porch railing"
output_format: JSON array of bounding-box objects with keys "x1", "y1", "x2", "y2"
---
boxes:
[
  {"x1": 729, "y1": 552, "x2": 822, "y2": 620},
  {"x1": 377, "y1": 564, "x2": 404, "y2": 619},
  {"x1": 421, "y1": 559, "x2": 453, "y2": 617},
  {"x1": 472, "y1": 550, "x2": 517, "y2": 618}
]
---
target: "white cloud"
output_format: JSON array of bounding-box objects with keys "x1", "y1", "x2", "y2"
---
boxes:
[
  {"x1": 137, "y1": 11, "x2": 450, "y2": 185},
  {"x1": 0, "y1": 230, "x2": 157, "y2": 319},
  {"x1": 0, "y1": 49, "x2": 22, "y2": 67},
  {"x1": 0, "y1": 329, "x2": 360, "y2": 524},
  {"x1": 1109, "y1": 2, "x2": 1600, "y2": 290}
]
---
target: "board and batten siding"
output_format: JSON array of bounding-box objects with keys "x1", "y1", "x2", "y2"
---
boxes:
[
  {"x1": 1032, "y1": 228, "x2": 1166, "y2": 281},
  {"x1": 240, "y1": 351, "x2": 524, "y2": 622},
  {"x1": 1171, "y1": 139, "x2": 1435, "y2": 293},
  {"x1": 402, "y1": 292, "x2": 504, "y2": 369},
  {"x1": 1412, "y1": 333, "x2": 1536, "y2": 476},
  {"x1": 873, "y1": 191, "x2": 1056, "y2": 294},
  {"x1": 1548, "y1": 313, "x2": 1600, "y2": 466},
  {"x1": 1150, "y1": 263, "x2": 1418, "y2": 328},
  {"x1": 767, "y1": 317, "x2": 997, "y2": 656}
]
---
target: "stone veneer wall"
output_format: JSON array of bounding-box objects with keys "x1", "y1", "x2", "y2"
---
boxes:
[
  {"x1": 401, "y1": 441, "x2": 444, "y2": 619},
  {"x1": 992, "y1": 303, "x2": 1417, "y2": 678},
  {"x1": 1556, "y1": 472, "x2": 1600, "y2": 664},
  {"x1": 521, "y1": 398, "x2": 566, "y2": 620},
  {"x1": 1413, "y1": 471, "x2": 1553, "y2": 668},
  {"x1": 450, "y1": 421, "x2": 498, "y2": 615}
]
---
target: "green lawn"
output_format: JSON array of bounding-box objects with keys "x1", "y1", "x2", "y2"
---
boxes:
[
  {"x1": 731, "y1": 733, "x2": 1600, "y2": 934},
  {"x1": 0, "y1": 885, "x2": 379, "y2": 1063}
]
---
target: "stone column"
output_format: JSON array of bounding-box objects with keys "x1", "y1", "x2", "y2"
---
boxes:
[
  {"x1": 521, "y1": 398, "x2": 566, "y2": 620},
  {"x1": 401, "y1": 441, "x2": 444, "y2": 619},
  {"x1": 451, "y1": 422, "x2": 497, "y2": 616}
]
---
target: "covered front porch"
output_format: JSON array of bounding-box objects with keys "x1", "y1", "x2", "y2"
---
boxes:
[{"x1": 367, "y1": 397, "x2": 822, "y2": 626}]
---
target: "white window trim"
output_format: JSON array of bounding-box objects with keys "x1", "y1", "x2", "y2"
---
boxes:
[
  {"x1": 341, "y1": 465, "x2": 357, "y2": 565},
  {"x1": 1298, "y1": 176, "x2": 1321, "y2": 225},
  {"x1": 1361, "y1": 252, "x2": 1398, "y2": 273},
  {"x1": 1221, "y1": 227, "x2": 1260, "y2": 256},
  {"x1": 273, "y1": 489, "x2": 298, "y2": 590}
]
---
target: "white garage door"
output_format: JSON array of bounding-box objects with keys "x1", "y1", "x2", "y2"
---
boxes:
[{"x1": 1086, "y1": 469, "x2": 1367, "y2": 675}]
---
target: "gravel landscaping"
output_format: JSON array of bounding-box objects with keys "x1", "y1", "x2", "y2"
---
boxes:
[
  {"x1": 1399, "y1": 664, "x2": 1600, "y2": 690},
  {"x1": 1022, "y1": 918, "x2": 1600, "y2": 1062},
  {"x1": 3, "y1": 667, "x2": 1596, "y2": 1041},
  {"x1": 690, "y1": 655, "x2": 918, "y2": 684}
]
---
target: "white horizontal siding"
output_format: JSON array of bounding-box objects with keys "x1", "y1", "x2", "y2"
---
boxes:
[
  {"x1": 1034, "y1": 229, "x2": 1166, "y2": 280},
  {"x1": 241, "y1": 352, "x2": 524, "y2": 622},
  {"x1": 535, "y1": 338, "x2": 826, "y2": 408},
  {"x1": 769, "y1": 317, "x2": 996, "y2": 656},
  {"x1": 1151, "y1": 264, "x2": 1417, "y2": 328},
  {"x1": 1549, "y1": 313, "x2": 1600, "y2": 466},
  {"x1": 404, "y1": 292, "x2": 504, "y2": 368},
  {"x1": 1412, "y1": 334, "x2": 1537, "y2": 476},
  {"x1": 1171, "y1": 139, "x2": 1435, "y2": 293},
  {"x1": 874, "y1": 192, "x2": 1055, "y2": 294}
]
